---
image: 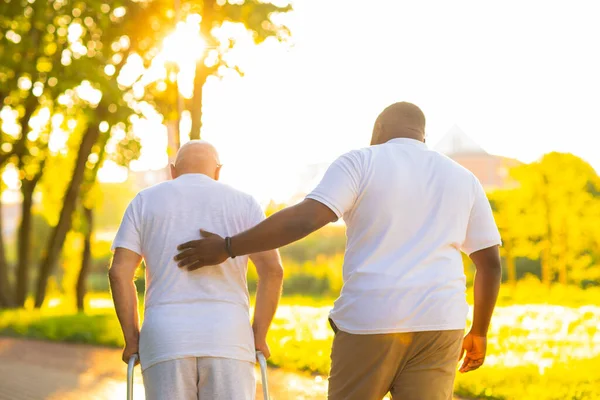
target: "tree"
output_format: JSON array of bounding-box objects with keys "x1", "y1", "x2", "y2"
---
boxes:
[
  {"x1": 34, "y1": 0, "x2": 174, "y2": 307},
  {"x1": 75, "y1": 126, "x2": 140, "y2": 311},
  {"x1": 0, "y1": 175, "x2": 13, "y2": 307},
  {"x1": 1, "y1": 0, "x2": 173, "y2": 307},
  {"x1": 510, "y1": 153, "x2": 600, "y2": 285},
  {"x1": 185, "y1": 0, "x2": 291, "y2": 139},
  {"x1": 489, "y1": 188, "x2": 540, "y2": 284},
  {"x1": 0, "y1": 0, "x2": 77, "y2": 306},
  {"x1": 1, "y1": 0, "x2": 293, "y2": 308}
]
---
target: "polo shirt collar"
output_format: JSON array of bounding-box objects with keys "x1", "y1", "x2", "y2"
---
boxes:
[
  {"x1": 387, "y1": 138, "x2": 427, "y2": 148},
  {"x1": 175, "y1": 173, "x2": 214, "y2": 182}
]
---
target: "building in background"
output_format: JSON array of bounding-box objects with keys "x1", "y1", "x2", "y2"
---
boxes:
[
  {"x1": 289, "y1": 126, "x2": 522, "y2": 205},
  {"x1": 435, "y1": 125, "x2": 522, "y2": 191}
]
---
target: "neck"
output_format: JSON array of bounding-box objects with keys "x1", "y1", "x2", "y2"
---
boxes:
[{"x1": 372, "y1": 127, "x2": 424, "y2": 146}]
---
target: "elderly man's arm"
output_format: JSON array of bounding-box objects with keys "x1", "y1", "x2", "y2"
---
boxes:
[
  {"x1": 175, "y1": 199, "x2": 337, "y2": 269},
  {"x1": 249, "y1": 249, "x2": 284, "y2": 359},
  {"x1": 109, "y1": 248, "x2": 143, "y2": 364}
]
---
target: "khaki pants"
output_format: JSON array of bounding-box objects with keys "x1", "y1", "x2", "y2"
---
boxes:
[{"x1": 328, "y1": 322, "x2": 463, "y2": 400}]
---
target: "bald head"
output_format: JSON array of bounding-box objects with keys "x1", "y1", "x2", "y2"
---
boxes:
[
  {"x1": 371, "y1": 102, "x2": 426, "y2": 145},
  {"x1": 170, "y1": 140, "x2": 221, "y2": 180}
]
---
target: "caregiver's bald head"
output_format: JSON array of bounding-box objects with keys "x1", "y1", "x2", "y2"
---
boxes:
[{"x1": 370, "y1": 102, "x2": 426, "y2": 146}]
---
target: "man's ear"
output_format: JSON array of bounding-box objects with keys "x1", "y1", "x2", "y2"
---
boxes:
[
  {"x1": 215, "y1": 165, "x2": 222, "y2": 181},
  {"x1": 170, "y1": 163, "x2": 177, "y2": 180}
]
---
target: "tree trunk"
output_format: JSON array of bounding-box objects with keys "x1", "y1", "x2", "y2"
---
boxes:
[
  {"x1": 34, "y1": 125, "x2": 101, "y2": 308},
  {"x1": 15, "y1": 181, "x2": 35, "y2": 307},
  {"x1": 190, "y1": 64, "x2": 209, "y2": 140},
  {"x1": 558, "y1": 220, "x2": 568, "y2": 285},
  {"x1": 0, "y1": 193, "x2": 14, "y2": 308},
  {"x1": 541, "y1": 246, "x2": 552, "y2": 285},
  {"x1": 541, "y1": 174, "x2": 553, "y2": 286},
  {"x1": 558, "y1": 263, "x2": 567, "y2": 285},
  {"x1": 76, "y1": 207, "x2": 93, "y2": 312},
  {"x1": 504, "y1": 254, "x2": 517, "y2": 286},
  {"x1": 166, "y1": 120, "x2": 180, "y2": 163},
  {"x1": 189, "y1": 0, "x2": 214, "y2": 140}
]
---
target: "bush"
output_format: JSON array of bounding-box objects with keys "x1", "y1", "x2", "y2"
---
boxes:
[{"x1": 280, "y1": 225, "x2": 346, "y2": 263}]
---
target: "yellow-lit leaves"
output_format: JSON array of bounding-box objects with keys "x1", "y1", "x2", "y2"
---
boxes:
[{"x1": 36, "y1": 57, "x2": 53, "y2": 73}]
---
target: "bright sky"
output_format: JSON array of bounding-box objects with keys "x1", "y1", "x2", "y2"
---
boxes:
[
  {"x1": 132, "y1": 0, "x2": 600, "y2": 203},
  {"x1": 7, "y1": 1, "x2": 599, "y2": 204}
]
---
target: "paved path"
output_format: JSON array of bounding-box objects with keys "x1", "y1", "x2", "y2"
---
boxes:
[{"x1": 0, "y1": 338, "x2": 327, "y2": 400}]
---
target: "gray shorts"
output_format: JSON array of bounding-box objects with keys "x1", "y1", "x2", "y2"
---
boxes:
[{"x1": 142, "y1": 357, "x2": 255, "y2": 400}]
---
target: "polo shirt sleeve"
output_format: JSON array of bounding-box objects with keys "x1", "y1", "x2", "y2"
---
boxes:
[
  {"x1": 306, "y1": 151, "x2": 363, "y2": 219},
  {"x1": 111, "y1": 194, "x2": 143, "y2": 256},
  {"x1": 461, "y1": 178, "x2": 502, "y2": 255}
]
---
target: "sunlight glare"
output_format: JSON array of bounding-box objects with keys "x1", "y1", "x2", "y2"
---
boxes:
[
  {"x1": 75, "y1": 81, "x2": 102, "y2": 106},
  {"x1": 162, "y1": 17, "x2": 206, "y2": 66},
  {"x1": 97, "y1": 160, "x2": 128, "y2": 183},
  {"x1": 0, "y1": 106, "x2": 21, "y2": 137},
  {"x1": 1, "y1": 165, "x2": 19, "y2": 190}
]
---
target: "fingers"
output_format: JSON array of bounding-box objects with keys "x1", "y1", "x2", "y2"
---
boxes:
[
  {"x1": 459, "y1": 356, "x2": 471, "y2": 373},
  {"x1": 460, "y1": 357, "x2": 484, "y2": 373},
  {"x1": 177, "y1": 255, "x2": 202, "y2": 269},
  {"x1": 186, "y1": 260, "x2": 204, "y2": 271},
  {"x1": 200, "y1": 229, "x2": 216, "y2": 238},
  {"x1": 123, "y1": 352, "x2": 138, "y2": 365},
  {"x1": 458, "y1": 346, "x2": 466, "y2": 362},
  {"x1": 177, "y1": 240, "x2": 201, "y2": 251},
  {"x1": 174, "y1": 248, "x2": 196, "y2": 261},
  {"x1": 256, "y1": 346, "x2": 270, "y2": 359}
]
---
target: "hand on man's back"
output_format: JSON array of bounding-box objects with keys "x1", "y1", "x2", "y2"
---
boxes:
[{"x1": 175, "y1": 230, "x2": 228, "y2": 270}]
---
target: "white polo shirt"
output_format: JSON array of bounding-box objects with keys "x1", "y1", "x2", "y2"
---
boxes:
[
  {"x1": 307, "y1": 138, "x2": 501, "y2": 334},
  {"x1": 112, "y1": 174, "x2": 264, "y2": 370}
]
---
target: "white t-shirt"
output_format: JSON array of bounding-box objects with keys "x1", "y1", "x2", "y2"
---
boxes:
[
  {"x1": 307, "y1": 138, "x2": 501, "y2": 334},
  {"x1": 112, "y1": 173, "x2": 265, "y2": 370}
]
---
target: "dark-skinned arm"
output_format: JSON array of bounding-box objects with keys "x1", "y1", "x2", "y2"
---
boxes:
[
  {"x1": 459, "y1": 245, "x2": 502, "y2": 373},
  {"x1": 469, "y1": 245, "x2": 502, "y2": 336},
  {"x1": 175, "y1": 199, "x2": 337, "y2": 270}
]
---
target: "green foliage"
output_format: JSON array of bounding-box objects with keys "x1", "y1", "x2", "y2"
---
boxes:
[
  {"x1": 454, "y1": 358, "x2": 600, "y2": 400},
  {"x1": 490, "y1": 153, "x2": 600, "y2": 286},
  {"x1": 475, "y1": 275, "x2": 600, "y2": 307},
  {"x1": 1, "y1": 0, "x2": 293, "y2": 308},
  {"x1": 280, "y1": 225, "x2": 346, "y2": 263},
  {"x1": 93, "y1": 182, "x2": 138, "y2": 229},
  {"x1": 0, "y1": 312, "x2": 122, "y2": 346}
]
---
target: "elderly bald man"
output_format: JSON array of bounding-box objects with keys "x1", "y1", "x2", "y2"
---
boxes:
[
  {"x1": 175, "y1": 103, "x2": 502, "y2": 400},
  {"x1": 109, "y1": 140, "x2": 283, "y2": 400}
]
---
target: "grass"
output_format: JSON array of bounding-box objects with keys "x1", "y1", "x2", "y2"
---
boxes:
[{"x1": 1, "y1": 283, "x2": 600, "y2": 399}]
